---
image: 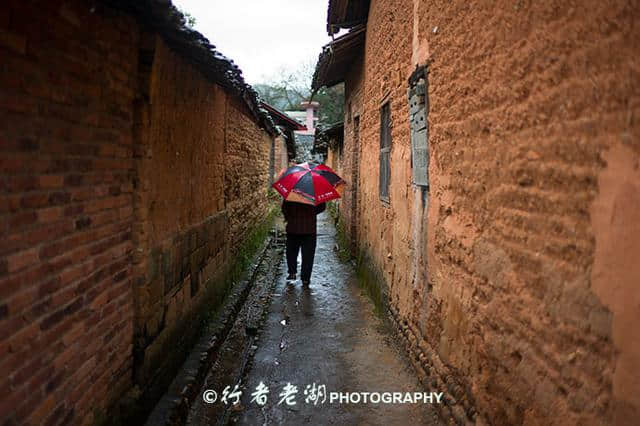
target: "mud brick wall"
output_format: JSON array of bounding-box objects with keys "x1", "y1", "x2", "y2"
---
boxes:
[
  {"x1": 224, "y1": 97, "x2": 273, "y2": 253},
  {"x1": 273, "y1": 134, "x2": 289, "y2": 180},
  {"x1": 339, "y1": 58, "x2": 365, "y2": 251},
  {"x1": 132, "y1": 37, "x2": 274, "y2": 398},
  {"x1": 343, "y1": 0, "x2": 640, "y2": 424},
  {"x1": 131, "y1": 36, "x2": 228, "y2": 392},
  {"x1": 0, "y1": 1, "x2": 138, "y2": 424},
  {"x1": 328, "y1": 60, "x2": 364, "y2": 248},
  {"x1": 325, "y1": 142, "x2": 341, "y2": 175}
]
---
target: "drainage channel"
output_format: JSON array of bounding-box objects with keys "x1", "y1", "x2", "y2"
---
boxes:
[
  {"x1": 185, "y1": 231, "x2": 284, "y2": 425},
  {"x1": 144, "y1": 229, "x2": 282, "y2": 426}
]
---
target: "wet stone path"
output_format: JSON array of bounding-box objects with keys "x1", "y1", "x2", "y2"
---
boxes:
[{"x1": 189, "y1": 213, "x2": 440, "y2": 425}]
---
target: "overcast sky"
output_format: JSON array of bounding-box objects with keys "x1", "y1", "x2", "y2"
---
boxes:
[{"x1": 172, "y1": 0, "x2": 334, "y2": 84}]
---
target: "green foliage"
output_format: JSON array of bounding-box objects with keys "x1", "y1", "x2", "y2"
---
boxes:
[
  {"x1": 354, "y1": 254, "x2": 388, "y2": 318},
  {"x1": 267, "y1": 188, "x2": 281, "y2": 202},
  {"x1": 254, "y1": 58, "x2": 344, "y2": 127},
  {"x1": 327, "y1": 202, "x2": 351, "y2": 262},
  {"x1": 313, "y1": 85, "x2": 344, "y2": 127},
  {"x1": 227, "y1": 205, "x2": 278, "y2": 284},
  {"x1": 254, "y1": 83, "x2": 302, "y2": 112},
  {"x1": 327, "y1": 202, "x2": 387, "y2": 318},
  {"x1": 177, "y1": 7, "x2": 197, "y2": 28}
]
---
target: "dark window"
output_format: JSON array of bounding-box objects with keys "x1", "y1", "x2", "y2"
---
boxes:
[
  {"x1": 409, "y1": 66, "x2": 429, "y2": 187},
  {"x1": 380, "y1": 102, "x2": 391, "y2": 201}
]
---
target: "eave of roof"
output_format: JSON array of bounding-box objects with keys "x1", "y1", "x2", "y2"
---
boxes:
[
  {"x1": 318, "y1": 121, "x2": 344, "y2": 138},
  {"x1": 314, "y1": 121, "x2": 344, "y2": 154},
  {"x1": 312, "y1": 25, "x2": 366, "y2": 90},
  {"x1": 261, "y1": 102, "x2": 307, "y2": 131},
  {"x1": 102, "y1": 0, "x2": 277, "y2": 136},
  {"x1": 260, "y1": 103, "x2": 300, "y2": 160},
  {"x1": 327, "y1": 0, "x2": 371, "y2": 35}
]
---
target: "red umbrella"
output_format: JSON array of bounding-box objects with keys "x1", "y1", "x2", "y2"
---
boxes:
[{"x1": 273, "y1": 162, "x2": 345, "y2": 206}]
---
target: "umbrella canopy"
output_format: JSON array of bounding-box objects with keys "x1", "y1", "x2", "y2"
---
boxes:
[{"x1": 273, "y1": 162, "x2": 345, "y2": 206}]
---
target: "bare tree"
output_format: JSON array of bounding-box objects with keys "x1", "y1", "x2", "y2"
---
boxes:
[{"x1": 255, "y1": 59, "x2": 344, "y2": 126}]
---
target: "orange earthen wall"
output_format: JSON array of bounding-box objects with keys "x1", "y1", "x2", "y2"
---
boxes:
[
  {"x1": 325, "y1": 144, "x2": 341, "y2": 177},
  {"x1": 341, "y1": 0, "x2": 640, "y2": 424},
  {"x1": 224, "y1": 96, "x2": 273, "y2": 253},
  {"x1": 336, "y1": 57, "x2": 365, "y2": 250},
  {"x1": 131, "y1": 37, "x2": 232, "y2": 391},
  {"x1": 132, "y1": 37, "x2": 275, "y2": 398}
]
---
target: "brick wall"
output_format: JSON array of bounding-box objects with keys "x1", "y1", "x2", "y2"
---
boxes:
[
  {"x1": 0, "y1": 1, "x2": 138, "y2": 424},
  {"x1": 339, "y1": 0, "x2": 640, "y2": 424},
  {"x1": 1, "y1": 1, "x2": 277, "y2": 423}
]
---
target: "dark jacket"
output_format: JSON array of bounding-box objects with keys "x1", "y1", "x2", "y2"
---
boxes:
[{"x1": 282, "y1": 201, "x2": 326, "y2": 235}]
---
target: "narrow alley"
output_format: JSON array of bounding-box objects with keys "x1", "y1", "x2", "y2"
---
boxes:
[
  {"x1": 187, "y1": 212, "x2": 440, "y2": 425},
  {"x1": 1, "y1": 0, "x2": 639, "y2": 425}
]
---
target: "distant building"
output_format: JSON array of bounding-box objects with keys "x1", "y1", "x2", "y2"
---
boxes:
[
  {"x1": 261, "y1": 101, "x2": 306, "y2": 182},
  {"x1": 286, "y1": 101, "x2": 321, "y2": 163}
]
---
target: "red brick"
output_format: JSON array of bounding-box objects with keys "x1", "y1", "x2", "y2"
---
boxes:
[
  {"x1": 39, "y1": 296, "x2": 83, "y2": 331},
  {"x1": 9, "y1": 355, "x2": 42, "y2": 388},
  {"x1": 52, "y1": 343, "x2": 76, "y2": 371},
  {"x1": 6, "y1": 175, "x2": 38, "y2": 192},
  {"x1": 61, "y1": 323, "x2": 84, "y2": 347},
  {"x1": 50, "y1": 284, "x2": 75, "y2": 307},
  {"x1": 0, "y1": 384, "x2": 29, "y2": 423},
  {"x1": 25, "y1": 392, "x2": 56, "y2": 426},
  {"x1": 20, "y1": 220, "x2": 74, "y2": 252},
  {"x1": 20, "y1": 192, "x2": 49, "y2": 208},
  {"x1": 7, "y1": 322, "x2": 38, "y2": 354},
  {"x1": 6, "y1": 285, "x2": 37, "y2": 316},
  {"x1": 38, "y1": 174, "x2": 64, "y2": 188},
  {"x1": 8, "y1": 210, "x2": 37, "y2": 228},
  {"x1": 0, "y1": 345, "x2": 27, "y2": 381},
  {"x1": 11, "y1": 387, "x2": 44, "y2": 425},
  {"x1": 59, "y1": 261, "x2": 90, "y2": 286},
  {"x1": 23, "y1": 295, "x2": 53, "y2": 324},
  {"x1": 37, "y1": 206, "x2": 64, "y2": 223},
  {"x1": 6, "y1": 246, "x2": 39, "y2": 273}
]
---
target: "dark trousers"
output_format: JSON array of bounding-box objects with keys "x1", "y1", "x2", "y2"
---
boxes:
[{"x1": 286, "y1": 233, "x2": 317, "y2": 281}]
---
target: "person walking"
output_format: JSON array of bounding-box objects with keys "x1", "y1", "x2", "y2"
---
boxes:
[{"x1": 282, "y1": 200, "x2": 326, "y2": 285}]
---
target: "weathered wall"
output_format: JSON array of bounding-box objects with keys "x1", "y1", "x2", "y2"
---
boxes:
[
  {"x1": 0, "y1": 1, "x2": 138, "y2": 424},
  {"x1": 336, "y1": 57, "x2": 364, "y2": 251},
  {"x1": 273, "y1": 134, "x2": 289, "y2": 180},
  {"x1": 341, "y1": 0, "x2": 640, "y2": 424},
  {"x1": 0, "y1": 1, "x2": 276, "y2": 423},
  {"x1": 325, "y1": 143, "x2": 342, "y2": 177},
  {"x1": 225, "y1": 97, "x2": 273, "y2": 253},
  {"x1": 132, "y1": 34, "x2": 275, "y2": 409},
  {"x1": 131, "y1": 37, "x2": 232, "y2": 393}
]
